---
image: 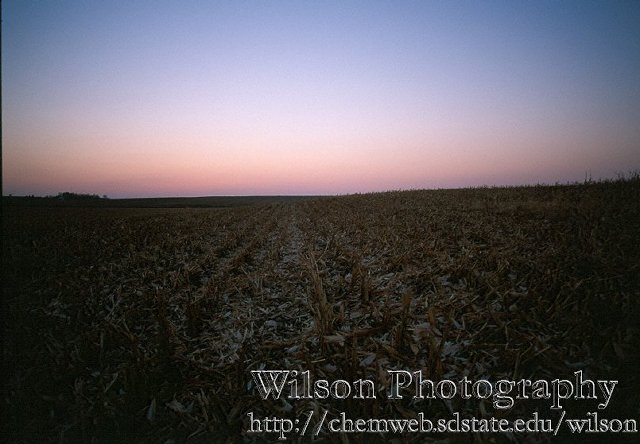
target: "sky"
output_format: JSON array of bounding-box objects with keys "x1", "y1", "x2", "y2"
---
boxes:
[{"x1": 3, "y1": 0, "x2": 640, "y2": 197}]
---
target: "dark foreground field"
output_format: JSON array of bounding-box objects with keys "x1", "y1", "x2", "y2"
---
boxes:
[{"x1": 3, "y1": 180, "x2": 639, "y2": 443}]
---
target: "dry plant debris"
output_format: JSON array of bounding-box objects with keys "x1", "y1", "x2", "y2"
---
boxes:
[{"x1": 2, "y1": 178, "x2": 639, "y2": 443}]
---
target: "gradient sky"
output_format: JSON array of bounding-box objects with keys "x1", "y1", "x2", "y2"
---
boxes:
[{"x1": 3, "y1": 1, "x2": 640, "y2": 197}]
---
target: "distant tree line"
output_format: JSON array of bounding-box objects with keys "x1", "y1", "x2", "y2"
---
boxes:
[{"x1": 53, "y1": 192, "x2": 109, "y2": 200}]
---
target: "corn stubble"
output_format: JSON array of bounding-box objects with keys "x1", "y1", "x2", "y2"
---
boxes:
[{"x1": 3, "y1": 179, "x2": 639, "y2": 443}]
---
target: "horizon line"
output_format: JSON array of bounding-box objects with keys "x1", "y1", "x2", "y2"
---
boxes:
[{"x1": 4, "y1": 173, "x2": 638, "y2": 200}]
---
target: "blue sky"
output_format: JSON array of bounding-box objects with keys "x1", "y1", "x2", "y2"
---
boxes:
[{"x1": 3, "y1": 1, "x2": 640, "y2": 197}]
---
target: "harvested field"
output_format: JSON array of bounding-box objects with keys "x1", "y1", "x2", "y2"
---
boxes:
[{"x1": 2, "y1": 179, "x2": 639, "y2": 443}]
